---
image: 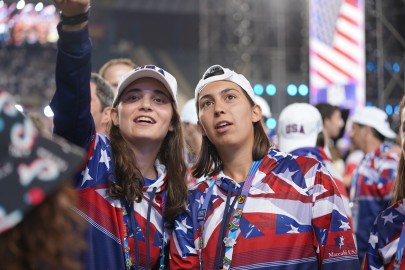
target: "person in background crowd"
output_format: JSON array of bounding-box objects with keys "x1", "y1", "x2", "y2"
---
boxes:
[
  {"x1": 362, "y1": 96, "x2": 405, "y2": 269},
  {"x1": 315, "y1": 102, "x2": 346, "y2": 175},
  {"x1": 90, "y1": 72, "x2": 114, "y2": 134},
  {"x1": 99, "y1": 58, "x2": 137, "y2": 93},
  {"x1": 278, "y1": 102, "x2": 352, "y2": 225},
  {"x1": 0, "y1": 89, "x2": 86, "y2": 270},
  {"x1": 181, "y1": 98, "x2": 202, "y2": 187},
  {"x1": 51, "y1": 0, "x2": 188, "y2": 269},
  {"x1": 170, "y1": 64, "x2": 359, "y2": 269},
  {"x1": 348, "y1": 106, "x2": 399, "y2": 264},
  {"x1": 254, "y1": 95, "x2": 274, "y2": 142}
]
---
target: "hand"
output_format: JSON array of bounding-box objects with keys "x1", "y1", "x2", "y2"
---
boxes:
[{"x1": 53, "y1": 0, "x2": 90, "y2": 17}]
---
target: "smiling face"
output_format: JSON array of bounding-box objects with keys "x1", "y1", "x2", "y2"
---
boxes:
[
  {"x1": 197, "y1": 81, "x2": 261, "y2": 153},
  {"x1": 110, "y1": 77, "x2": 174, "y2": 146}
]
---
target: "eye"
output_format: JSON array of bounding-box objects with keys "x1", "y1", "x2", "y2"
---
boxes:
[
  {"x1": 200, "y1": 100, "x2": 212, "y2": 109},
  {"x1": 225, "y1": 94, "x2": 236, "y2": 101},
  {"x1": 121, "y1": 92, "x2": 140, "y2": 103},
  {"x1": 153, "y1": 94, "x2": 170, "y2": 104}
]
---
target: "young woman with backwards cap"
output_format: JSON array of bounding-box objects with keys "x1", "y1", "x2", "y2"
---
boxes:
[
  {"x1": 50, "y1": 0, "x2": 188, "y2": 269},
  {"x1": 169, "y1": 65, "x2": 360, "y2": 269}
]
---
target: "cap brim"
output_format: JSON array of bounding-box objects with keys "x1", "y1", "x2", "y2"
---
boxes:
[
  {"x1": 114, "y1": 69, "x2": 175, "y2": 106},
  {"x1": 278, "y1": 136, "x2": 317, "y2": 153}
]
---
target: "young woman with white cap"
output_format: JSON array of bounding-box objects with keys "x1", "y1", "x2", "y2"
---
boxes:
[
  {"x1": 170, "y1": 64, "x2": 360, "y2": 269},
  {"x1": 50, "y1": 0, "x2": 188, "y2": 269}
]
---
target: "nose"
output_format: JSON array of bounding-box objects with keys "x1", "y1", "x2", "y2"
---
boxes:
[
  {"x1": 214, "y1": 102, "x2": 225, "y2": 117},
  {"x1": 140, "y1": 96, "x2": 152, "y2": 111}
]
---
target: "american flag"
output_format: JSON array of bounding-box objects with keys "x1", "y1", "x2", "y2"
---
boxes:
[{"x1": 309, "y1": 0, "x2": 365, "y2": 107}]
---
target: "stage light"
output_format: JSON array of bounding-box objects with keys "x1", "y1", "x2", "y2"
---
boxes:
[
  {"x1": 253, "y1": 84, "x2": 264, "y2": 96},
  {"x1": 266, "y1": 84, "x2": 276, "y2": 96},
  {"x1": 15, "y1": 104, "x2": 23, "y2": 112},
  {"x1": 266, "y1": 118, "x2": 277, "y2": 130},
  {"x1": 385, "y1": 104, "x2": 393, "y2": 116},
  {"x1": 43, "y1": 105, "x2": 54, "y2": 118},
  {"x1": 298, "y1": 84, "x2": 309, "y2": 96},
  {"x1": 286, "y1": 84, "x2": 297, "y2": 96},
  {"x1": 393, "y1": 62, "x2": 400, "y2": 73}
]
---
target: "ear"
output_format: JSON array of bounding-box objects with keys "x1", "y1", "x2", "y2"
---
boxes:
[
  {"x1": 101, "y1": 107, "x2": 112, "y2": 124},
  {"x1": 110, "y1": 107, "x2": 119, "y2": 126},
  {"x1": 197, "y1": 120, "x2": 207, "y2": 136},
  {"x1": 252, "y1": 104, "x2": 262, "y2": 123}
]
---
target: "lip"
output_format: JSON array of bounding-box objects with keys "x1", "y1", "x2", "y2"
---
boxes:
[
  {"x1": 133, "y1": 115, "x2": 156, "y2": 124},
  {"x1": 215, "y1": 120, "x2": 232, "y2": 133}
]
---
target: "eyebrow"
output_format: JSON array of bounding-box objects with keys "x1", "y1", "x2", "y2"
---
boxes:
[
  {"x1": 199, "y1": 88, "x2": 240, "y2": 100},
  {"x1": 122, "y1": 88, "x2": 171, "y2": 98}
]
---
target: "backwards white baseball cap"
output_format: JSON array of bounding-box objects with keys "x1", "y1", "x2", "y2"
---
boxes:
[
  {"x1": 350, "y1": 106, "x2": 396, "y2": 139},
  {"x1": 194, "y1": 65, "x2": 256, "y2": 104},
  {"x1": 181, "y1": 98, "x2": 198, "y2": 125},
  {"x1": 113, "y1": 65, "x2": 178, "y2": 107},
  {"x1": 278, "y1": 103, "x2": 323, "y2": 153}
]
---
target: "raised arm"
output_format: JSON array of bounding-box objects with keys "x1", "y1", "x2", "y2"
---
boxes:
[{"x1": 50, "y1": 0, "x2": 94, "y2": 148}]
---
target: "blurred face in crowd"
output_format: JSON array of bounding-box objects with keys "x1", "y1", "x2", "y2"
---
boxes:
[
  {"x1": 103, "y1": 64, "x2": 134, "y2": 93},
  {"x1": 111, "y1": 77, "x2": 174, "y2": 146},
  {"x1": 324, "y1": 109, "x2": 344, "y2": 139},
  {"x1": 348, "y1": 122, "x2": 367, "y2": 152},
  {"x1": 90, "y1": 81, "x2": 109, "y2": 133},
  {"x1": 197, "y1": 81, "x2": 261, "y2": 152}
]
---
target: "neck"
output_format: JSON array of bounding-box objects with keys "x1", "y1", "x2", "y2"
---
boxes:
[
  {"x1": 221, "y1": 147, "x2": 254, "y2": 183},
  {"x1": 364, "y1": 137, "x2": 382, "y2": 154},
  {"x1": 128, "y1": 141, "x2": 161, "y2": 180}
]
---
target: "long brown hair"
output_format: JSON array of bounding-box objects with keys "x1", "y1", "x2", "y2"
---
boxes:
[
  {"x1": 107, "y1": 99, "x2": 188, "y2": 228},
  {"x1": 392, "y1": 96, "x2": 405, "y2": 203},
  {"x1": 0, "y1": 184, "x2": 87, "y2": 270},
  {"x1": 192, "y1": 91, "x2": 271, "y2": 178}
]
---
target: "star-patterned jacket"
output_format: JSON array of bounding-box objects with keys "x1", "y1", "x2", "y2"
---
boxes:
[
  {"x1": 50, "y1": 24, "x2": 169, "y2": 270},
  {"x1": 170, "y1": 150, "x2": 360, "y2": 269},
  {"x1": 364, "y1": 199, "x2": 405, "y2": 270}
]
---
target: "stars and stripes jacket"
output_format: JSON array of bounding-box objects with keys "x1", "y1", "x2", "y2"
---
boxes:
[
  {"x1": 170, "y1": 149, "x2": 360, "y2": 269},
  {"x1": 350, "y1": 143, "x2": 399, "y2": 263},
  {"x1": 50, "y1": 23, "x2": 169, "y2": 270},
  {"x1": 290, "y1": 146, "x2": 352, "y2": 223},
  {"x1": 364, "y1": 199, "x2": 405, "y2": 270}
]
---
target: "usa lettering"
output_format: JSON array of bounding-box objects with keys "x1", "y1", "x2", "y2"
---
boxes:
[{"x1": 286, "y1": 124, "x2": 305, "y2": 134}]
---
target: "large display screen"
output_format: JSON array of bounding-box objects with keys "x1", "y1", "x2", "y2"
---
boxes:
[{"x1": 0, "y1": 2, "x2": 59, "y2": 46}]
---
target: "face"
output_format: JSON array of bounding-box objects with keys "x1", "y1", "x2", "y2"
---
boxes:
[
  {"x1": 111, "y1": 77, "x2": 174, "y2": 146},
  {"x1": 348, "y1": 122, "x2": 367, "y2": 151},
  {"x1": 324, "y1": 110, "x2": 344, "y2": 138},
  {"x1": 104, "y1": 64, "x2": 134, "y2": 93},
  {"x1": 197, "y1": 81, "x2": 261, "y2": 151}
]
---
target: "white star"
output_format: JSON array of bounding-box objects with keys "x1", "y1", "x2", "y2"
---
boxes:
[
  {"x1": 282, "y1": 168, "x2": 298, "y2": 182},
  {"x1": 81, "y1": 166, "x2": 93, "y2": 186},
  {"x1": 287, "y1": 224, "x2": 299, "y2": 233},
  {"x1": 382, "y1": 211, "x2": 398, "y2": 225},
  {"x1": 368, "y1": 231, "x2": 378, "y2": 249},
  {"x1": 99, "y1": 149, "x2": 110, "y2": 170},
  {"x1": 339, "y1": 220, "x2": 351, "y2": 231},
  {"x1": 274, "y1": 151, "x2": 288, "y2": 158},
  {"x1": 370, "y1": 266, "x2": 383, "y2": 270},
  {"x1": 175, "y1": 217, "x2": 192, "y2": 233},
  {"x1": 195, "y1": 194, "x2": 205, "y2": 208}
]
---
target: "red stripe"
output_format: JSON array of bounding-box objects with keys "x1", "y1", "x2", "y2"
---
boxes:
[
  {"x1": 313, "y1": 51, "x2": 354, "y2": 79},
  {"x1": 339, "y1": 13, "x2": 357, "y2": 27},
  {"x1": 345, "y1": 0, "x2": 359, "y2": 9},
  {"x1": 332, "y1": 45, "x2": 359, "y2": 64},
  {"x1": 336, "y1": 29, "x2": 359, "y2": 46},
  {"x1": 309, "y1": 67, "x2": 334, "y2": 85}
]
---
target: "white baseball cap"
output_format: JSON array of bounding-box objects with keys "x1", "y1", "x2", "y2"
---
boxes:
[
  {"x1": 113, "y1": 65, "x2": 178, "y2": 107},
  {"x1": 255, "y1": 95, "x2": 272, "y2": 118},
  {"x1": 278, "y1": 103, "x2": 323, "y2": 153},
  {"x1": 181, "y1": 98, "x2": 198, "y2": 125},
  {"x1": 195, "y1": 65, "x2": 256, "y2": 104},
  {"x1": 350, "y1": 106, "x2": 396, "y2": 139}
]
